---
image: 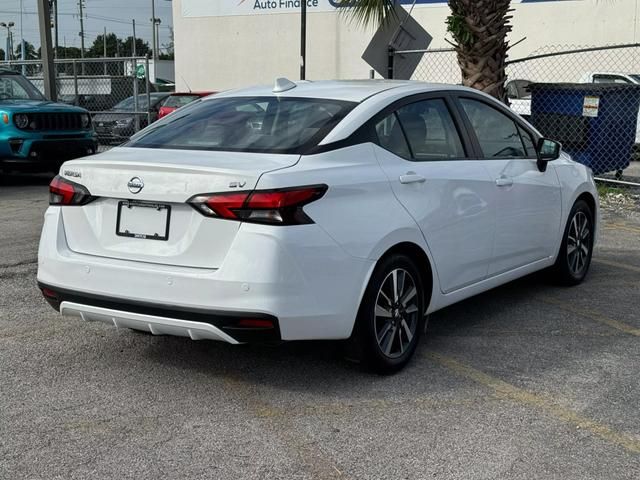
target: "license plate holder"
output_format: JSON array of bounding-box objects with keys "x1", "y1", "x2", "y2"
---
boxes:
[{"x1": 116, "y1": 201, "x2": 171, "y2": 241}]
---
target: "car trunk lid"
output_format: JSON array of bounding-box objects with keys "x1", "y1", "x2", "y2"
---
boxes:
[{"x1": 59, "y1": 147, "x2": 299, "y2": 269}]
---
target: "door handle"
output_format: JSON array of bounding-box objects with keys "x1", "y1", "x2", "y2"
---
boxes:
[
  {"x1": 399, "y1": 173, "x2": 426, "y2": 184},
  {"x1": 495, "y1": 176, "x2": 514, "y2": 187}
]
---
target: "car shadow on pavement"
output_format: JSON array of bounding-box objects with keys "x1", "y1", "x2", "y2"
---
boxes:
[{"x1": 131, "y1": 271, "x2": 557, "y2": 392}]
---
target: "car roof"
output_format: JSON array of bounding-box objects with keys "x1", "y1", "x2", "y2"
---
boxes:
[{"x1": 211, "y1": 79, "x2": 455, "y2": 103}]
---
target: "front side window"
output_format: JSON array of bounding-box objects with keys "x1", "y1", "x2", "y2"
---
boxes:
[
  {"x1": 518, "y1": 125, "x2": 537, "y2": 157},
  {"x1": 0, "y1": 74, "x2": 45, "y2": 101},
  {"x1": 396, "y1": 99, "x2": 466, "y2": 161},
  {"x1": 460, "y1": 98, "x2": 528, "y2": 158},
  {"x1": 128, "y1": 96, "x2": 355, "y2": 154}
]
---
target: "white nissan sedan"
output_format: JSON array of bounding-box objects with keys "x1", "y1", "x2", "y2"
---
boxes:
[{"x1": 38, "y1": 79, "x2": 598, "y2": 373}]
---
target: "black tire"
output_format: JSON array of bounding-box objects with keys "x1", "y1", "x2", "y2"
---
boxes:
[
  {"x1": 550, "y1": 199, "x2": 594, "y2": 286},
  {"x1": 353, "y1": 254, "x2": 425, "y2": 374}
]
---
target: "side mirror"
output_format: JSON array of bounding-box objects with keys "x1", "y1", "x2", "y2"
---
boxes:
[
  {"x1": 536, "y1": 138, "x2": 561, "y2": 171},
  {"x1": 536, "y1": 138, "x2": 561, "y2": 172},
  {"x1": 537, "y1": 138, "x2": 561, "y2": 161}
]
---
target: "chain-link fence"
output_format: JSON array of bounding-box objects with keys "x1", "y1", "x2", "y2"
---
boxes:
[
  {"x1": 391, "y1": 44, "x2": 640, "y2": 197},
  {"x1": 1, "y1": 57, "x2": 172, "y2": 148}
]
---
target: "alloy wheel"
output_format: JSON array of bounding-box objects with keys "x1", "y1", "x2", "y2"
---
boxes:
[
  {"x1": 567, "y1": 211, "x2": 591, "y2": 276},
  {"x1": 374, "y1": 268, "x2": 420, "y2": 359}
]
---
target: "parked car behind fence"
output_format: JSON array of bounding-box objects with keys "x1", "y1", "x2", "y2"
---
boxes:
[
  {"x1": 158, "y1": 92, "x2": 216, "y2": 119},
  {"x1": 93, "y1": 92, "x2": 171, "y2": 145}
]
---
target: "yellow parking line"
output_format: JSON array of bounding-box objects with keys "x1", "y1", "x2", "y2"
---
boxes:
[
  {"x1": 540, "y1": 297, "x2": 640, "y2": 337},
  {"x1": 594, "y1": 258, "x2": 640, "y2": 274},
  {"x1": 427, "y1": 352, "x2": 640, "y2": 454}
]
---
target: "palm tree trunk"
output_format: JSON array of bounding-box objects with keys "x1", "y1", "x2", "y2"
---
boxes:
[{"x1": 447, "y1": 0, "x2": 513, "y2": 99}]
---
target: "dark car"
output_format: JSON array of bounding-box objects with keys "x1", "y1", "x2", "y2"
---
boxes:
[
  {"x1": 92, "y1": 92, "x2": 170, "y2": 145},
  {"x1": 0, "y1": 69, "x2": 96, "y2": 173}
]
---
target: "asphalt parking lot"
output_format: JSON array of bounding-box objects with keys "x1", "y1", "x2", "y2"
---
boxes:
[{"x1": 1, "y1": 173, "x2": 639, "y2": 480}]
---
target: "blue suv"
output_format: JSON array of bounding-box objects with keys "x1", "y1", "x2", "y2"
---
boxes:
[{"x1": 0, "y1": 69, "x2": 97, "y2": 173}]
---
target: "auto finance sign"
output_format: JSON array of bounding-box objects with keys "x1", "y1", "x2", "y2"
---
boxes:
[{"x1": 182, "y1": 0, "x2": 571, "y2": 17}]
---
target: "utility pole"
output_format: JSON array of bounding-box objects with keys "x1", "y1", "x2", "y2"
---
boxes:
[
  {"x1": 37, "y1": 0, "x2": 57, "y2": 101},
  {"x1": 300, "y1": 0, "x2": 306, "y2": 80},
  {"x1": 151, "y1": 0, "x2": 157, "y2": 62},
  {"x1": 103, "y1": 26, "x2": 107, "y2": 74},
  {"x1": 78, "y1": 0, "x2": 85, "y2": 60},
  {"x1": 155, "y1": 19, "x2": 161, "y2": 58},
  {"x1": 132, "y1": 19, "x2": 137, "y2": 56},
  {"x1": 53, "y1": 0, "x2": 59, "y2": 58}
]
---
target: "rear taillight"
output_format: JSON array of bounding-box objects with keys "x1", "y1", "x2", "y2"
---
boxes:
[
  {"x1": 188, "y1": 185, "x2": 327, "y2": 225},
  {"x1": 49, "y1": 175, "x2": 95, "y2": 206}
]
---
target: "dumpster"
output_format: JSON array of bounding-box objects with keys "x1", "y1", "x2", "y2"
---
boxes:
[{"x1": 528, "y1": 83, "x2": 640, "y2": 175}]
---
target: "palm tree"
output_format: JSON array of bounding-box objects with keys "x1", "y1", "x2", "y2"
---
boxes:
[
  {"x1": 341, "y1": 0, "x2": 513, "y2": 100},
  {"x1": 15, "y1": 41, "x2": 38, "y2": 61}
]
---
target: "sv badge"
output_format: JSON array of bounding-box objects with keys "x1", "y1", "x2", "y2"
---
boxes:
[{"x1": 229, "y1": 181, "x2": 247, "y2": 189}]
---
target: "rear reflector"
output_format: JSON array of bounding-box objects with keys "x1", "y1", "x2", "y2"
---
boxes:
[
  {"x1": 188, "y1": 185, "x2": 327, "y2": 225},
  {"x1": 41, "y1": 288, "x2": 58, "y2": 299},
  {"x1": 40, "y1": 287, "x2": 61, "y2": 311},
  {"x1": 236, "y1": 319, "x2": 275, "y2": 329},
  {"x1": 49, "y1": 175, "x2": 96, "y2": 206}
]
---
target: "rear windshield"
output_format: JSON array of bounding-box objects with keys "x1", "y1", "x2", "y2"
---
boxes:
[
  {"x1": 163, "y1": 94, "x2": 201, "y2": 109},
  {"x1": 127, "y1": 96, "x2": 356, "y2": 154}
]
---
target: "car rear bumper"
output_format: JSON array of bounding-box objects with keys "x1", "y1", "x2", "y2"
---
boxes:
[
  {"x1": 37, "y1": 207, "x2": 375, "y2": 342},
  {"x1": 39, "y1": 285, "x2": 281, "y2": 343}
]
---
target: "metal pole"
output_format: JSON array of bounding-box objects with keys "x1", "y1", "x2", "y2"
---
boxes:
[
  {"x1": 54, "y1": 0, "x2": 59, "y2": 59},
  {"x1": 132, "y1": 19, "x2": 137, "y2": 57},
  {"x1": 20, "y1": 0, "x2": 25, "y2": 75},
  {"x1": 155, "y1": 20, "x2": 161, "y2": 58},
  {"x1": 103, "y1": 27, "x2": 107, "y2": 75},
  {"x1": 4, "y1": 30, "x2": 9, "y2": 62},
  {"x1": 300, "y1": 0, "x2": 306, "y2": 80},
  {"x1": 36, "y1": 0, "x2": 57, "y2": 101},
  {"x1": 145, "y1": 55, "x2": 151, "y2": 126},
  {"x1": 387, "y1": 46, "x2": 395, "y2": 80},
  {"x1": 133, "y1": 58, "x2": 139, "y2": 132},
  {"x1": 151, "y1": 0, "x2": 157, "y2": 62},
  {"x1": 73, "y1": 59, "x2": 78, "y2": 105},
  {"x1": 79, "y1": 0, "x2": 85, "y2": 75}
]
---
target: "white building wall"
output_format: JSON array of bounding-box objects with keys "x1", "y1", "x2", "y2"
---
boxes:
[{"x1": 172, "y1": 0, "x2": 640, "y2": 91}]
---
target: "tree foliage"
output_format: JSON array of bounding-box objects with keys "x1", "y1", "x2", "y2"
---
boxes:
[
  {"x1": 87, "y1": 34, "x2": 151, "y2": 58},
  {"x1": 14, "y1": 41, "x2": 38, "y2": 60}
]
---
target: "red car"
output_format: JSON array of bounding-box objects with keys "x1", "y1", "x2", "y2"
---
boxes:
[{"x1": 158, "y1": 91, "x2": 216, "y2": 119}]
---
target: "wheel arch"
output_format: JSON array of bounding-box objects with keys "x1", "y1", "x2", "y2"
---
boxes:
[
  {"x1": 575, "y1": 191, "x2": 597, "y2": 224},
  {"x1": 375, "y1": 241, "x2": 435, "y2": 310}
]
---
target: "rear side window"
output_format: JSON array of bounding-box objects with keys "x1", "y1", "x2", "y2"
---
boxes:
[
  {"x1": 396, "y1": 99, "x2": 466, "y2": 160},
  {"x1": 128, "y1": 96, "x2": 355, "y2": 154},
  {"x1": 375, "y1": 113, "x2": 411, "y2": 159},
  {"x1": 460, "y1": 98, "x2": 528, "y2": 158}
]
